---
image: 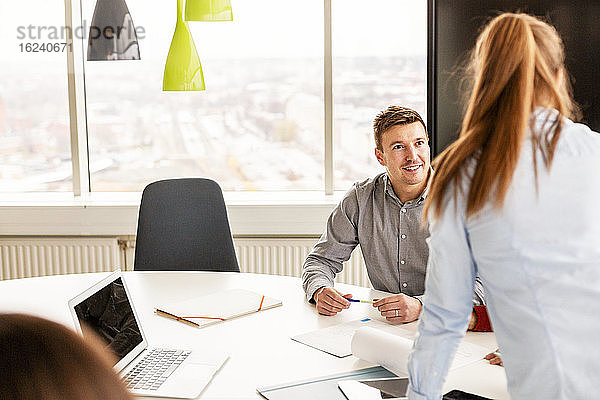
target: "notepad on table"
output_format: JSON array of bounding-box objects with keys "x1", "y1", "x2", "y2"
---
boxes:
[{"x1": 157, "y1": 288, "x2": 282, "y2": 328}]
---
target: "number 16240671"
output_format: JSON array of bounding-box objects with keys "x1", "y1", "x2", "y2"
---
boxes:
[{"x1": 19, "y1": 42, "x2": 72, "y2": 52}]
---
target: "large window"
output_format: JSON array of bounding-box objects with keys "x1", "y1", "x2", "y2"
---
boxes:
[
  {"x1": 84, "y1": 0, "x2": 324, "y2": 192},
  {"x1": 332, "y1": 0, "x2": 427, "y2": 190},
  {"x1": 0, "y1": 0, "x2": 427, "y2": 195},
  {"x1": 0, "y1": 2, "x2": 71, "y2": 192}
]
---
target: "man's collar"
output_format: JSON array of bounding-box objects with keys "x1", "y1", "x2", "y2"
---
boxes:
[
  {"x1": 383, "y1": 174, "x2": 399, "y2": 202},
  {"x1": 383, "y1": 167, "x2": 434, "y2": 206},
  {"x1": 418, "y1": 167, "x2": 434, "y2": 201}
]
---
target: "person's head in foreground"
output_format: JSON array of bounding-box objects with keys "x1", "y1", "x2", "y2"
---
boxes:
[{"x1": 0, "y1": 313, "x2": 132, "y2": 400}]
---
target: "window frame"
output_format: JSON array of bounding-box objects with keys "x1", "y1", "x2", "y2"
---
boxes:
[
  {"x1": 63, "y1": 0, "x2": 335, "y2": 198},
  {"x1": 0, "y1": 0, "x2": 426, "y2": 236}
]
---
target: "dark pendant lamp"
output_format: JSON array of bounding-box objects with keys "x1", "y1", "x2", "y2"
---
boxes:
[
  {"x1": 185, "y1": 0, "x2": 233, "y2": 22},
  {"x1": 87, "y1": 0, "x2": 141, "y2": 61}
]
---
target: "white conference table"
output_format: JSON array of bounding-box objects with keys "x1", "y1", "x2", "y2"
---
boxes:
[{"x1": 0, "y1": 271, "x2": 509, "y2": 399}]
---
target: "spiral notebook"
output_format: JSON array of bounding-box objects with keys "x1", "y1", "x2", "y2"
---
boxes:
[{"x1": 156, "y1": 288, "x2": 282, "y2": 328}]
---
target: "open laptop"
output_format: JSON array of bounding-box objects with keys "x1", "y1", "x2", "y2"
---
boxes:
[{"x1": 68, "y1": 270, "x2": 228, "y2": 399}]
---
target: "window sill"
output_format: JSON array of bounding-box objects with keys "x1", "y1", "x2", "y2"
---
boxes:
[{"x1": 0, "y1": 192, "x2": 343, "y2": 236}]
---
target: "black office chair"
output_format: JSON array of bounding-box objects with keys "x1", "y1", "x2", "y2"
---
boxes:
[{"x1": 134, "y1": 178, "x2": 240, "y2": 272}]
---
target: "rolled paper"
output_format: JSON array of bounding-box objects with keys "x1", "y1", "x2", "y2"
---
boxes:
[{"x1": 351, "y1": 326, "x2": 414, "y2": 377}]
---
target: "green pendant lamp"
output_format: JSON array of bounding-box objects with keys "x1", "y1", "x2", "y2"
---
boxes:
[
  {"x1": 185, "y1": 0, "x2": 233, "y2": 22},
  {"x1": 163, "y1": 0, "x2": 205, "y2": 91}
]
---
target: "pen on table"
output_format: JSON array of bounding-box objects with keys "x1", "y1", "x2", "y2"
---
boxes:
[
  {"x1": 155, "y1": 308, "x2": 200, "y2": 327},
  {"x1": 347, "y1": 298, "x2": 375, "y2": 304}
]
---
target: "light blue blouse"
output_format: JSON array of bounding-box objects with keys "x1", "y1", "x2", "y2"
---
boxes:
[{"x1": 407, "y1": 109, "x2": 600, "y2": 400}]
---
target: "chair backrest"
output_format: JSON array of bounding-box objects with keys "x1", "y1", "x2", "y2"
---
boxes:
[{"x1": 134, "y1": 178, "x2": 240, "y2": 272}]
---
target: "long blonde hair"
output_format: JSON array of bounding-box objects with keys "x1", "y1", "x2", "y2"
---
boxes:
[{"x1": 425, "y1": 13, "x2": 579, "y2": 220}]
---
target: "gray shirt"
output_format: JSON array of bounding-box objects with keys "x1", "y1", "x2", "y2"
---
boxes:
[{"x1": 302, "y1": 172, "x2": 485, "y2": 305}]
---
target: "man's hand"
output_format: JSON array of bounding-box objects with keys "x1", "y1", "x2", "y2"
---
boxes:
[
  {"x1": 372, "y1": 294, "x2": 421, "y2": 323},
  {"x1": 484, "y1": 350, "x2": 503, "y2": 366},
  {"x1": 313, "y1": 287, "x2": 351, "y2": 316}
]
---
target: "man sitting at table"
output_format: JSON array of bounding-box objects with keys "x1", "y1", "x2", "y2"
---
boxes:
[{"x1": 301, "y1": 105, "x2": 491, "y2": 332}]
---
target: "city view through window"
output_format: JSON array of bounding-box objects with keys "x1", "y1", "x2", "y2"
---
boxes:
[
  {"x1": 0, "y1": 0, "x2": 426, "y2": 193},
  {"x1": 0, "y1": 2, "x2": 71, "y2": 192}
]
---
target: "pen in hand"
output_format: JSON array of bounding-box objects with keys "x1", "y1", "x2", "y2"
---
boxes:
[{"x1": 347, "y1": 298, "x2": 375, "y2": 304}]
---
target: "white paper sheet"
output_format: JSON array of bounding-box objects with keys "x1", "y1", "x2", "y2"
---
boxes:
[
  {"x1": 351, "y1": 326, "x2": 491, "y2": 377},
  {"x1": 291, "y1": 318, "x2": 415, "y2": 357}
]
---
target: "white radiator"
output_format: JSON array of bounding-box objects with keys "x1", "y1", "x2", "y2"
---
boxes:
[
  {"x1": 0, "y1": 237, "x2": 370, "y2": 288},
  {"x1": 234, "y1": 238, "x2": 370, "y2": 288},
  {"x1": 0, "y1": 238, "x2": 121, "y2": 280}
]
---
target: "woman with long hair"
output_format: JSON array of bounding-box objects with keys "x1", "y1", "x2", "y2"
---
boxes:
[
  {"x1": 406, "y1": 12, "x2": 600, "y2": 400},
  {"x1": 0, "y1": 313, "x2": 133, "y2": 400}
]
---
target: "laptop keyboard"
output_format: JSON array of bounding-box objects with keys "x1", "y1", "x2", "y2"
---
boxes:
[{"x1": 124, "y1": 348, "x2": 191, "y2": 391}]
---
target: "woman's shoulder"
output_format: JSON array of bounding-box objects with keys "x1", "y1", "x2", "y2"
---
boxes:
[
  {"x1": 558, "y1": 117, "x2": 600, "y2": 156},
  {"x1": 531, "y1": 107, "x2": 600, "y2": 156}
]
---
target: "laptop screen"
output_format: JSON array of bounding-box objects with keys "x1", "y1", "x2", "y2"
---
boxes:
[{"x1": 73, "y1": 276, "x2": 143, "y2": 362}]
